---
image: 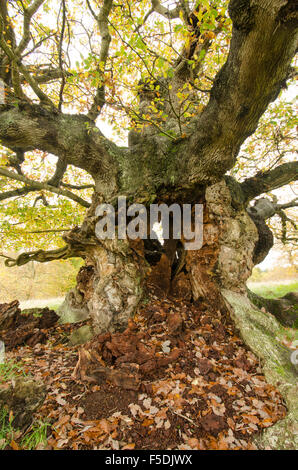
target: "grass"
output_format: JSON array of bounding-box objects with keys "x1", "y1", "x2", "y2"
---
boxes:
[
  {"x1": 0, "y1": 360, "x2": 26, "y2": 449},
  {"x1": 0, "y1": 407, "x2": 49, "y2": 450},
  {"x1": 0, "y1": 359, "x2": 49, "y2": 449},
  {"x1": 0, "y1": 359, "x2": 27, "y2": 384},
  {"x1": 248, "y1": 280, "x2": 298, "y2": 299},
  {"x1": 20, "y1": 420, "x2": 50, "y2": 450},
  {"x1": 0, "y1": 408, "x2": 15, "y2": 450}
]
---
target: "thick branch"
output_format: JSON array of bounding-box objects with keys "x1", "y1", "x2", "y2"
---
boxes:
[
  {"x1": 0, "y1": 186, "x2": 34, "y2": 202},
  {"x1": 47, "y1": 157, "x2": 67, "y2": 187},
  {"x1": 33, "y1": 67, "x2": 72, "y2": 84},
  {"x1": 179, "y1": 0, "x2": 298, "y2": 186},
  {"x1": 2, "y1": 245, "x2": 80, "y2": 267},
  {"x1": 61, "y1": 182, "x2": 95, "y2": 190},
  {"x1": 0, "y1": 102, "x2": 121, "y2": 196},
  {"x1": 241, "y1": 161, "x2": 298, "y2": 202}
]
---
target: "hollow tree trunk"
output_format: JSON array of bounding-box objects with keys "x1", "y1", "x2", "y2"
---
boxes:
[
  {"x1": 64, "y1": 179, "x2": 260, "y2": 333},
  {"x1": 68, "y1": 179, "x2": 298, "y2": 449}
]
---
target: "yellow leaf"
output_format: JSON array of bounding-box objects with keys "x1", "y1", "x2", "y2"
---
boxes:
[
  {"x1": 122, "y1": 443, "x2": 135, "y2": 449},
  {"x1": 142, "y1": 419, "x2": 154, "y2": 427},
  {"x1": 10, "y1": 440, "x2": 19, "y2": 450}
]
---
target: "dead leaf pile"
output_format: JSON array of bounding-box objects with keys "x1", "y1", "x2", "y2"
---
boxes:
[{"x1": 2, "y1": 292, "x2": 287, "y2": 450}]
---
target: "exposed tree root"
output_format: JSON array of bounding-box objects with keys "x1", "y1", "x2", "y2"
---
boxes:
[{"x1": 223, "y1": 290, "x2": 298, "y2": 450}]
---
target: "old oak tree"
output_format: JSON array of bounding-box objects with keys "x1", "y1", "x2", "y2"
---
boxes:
[{"x1": 0, "y1": 1, "x2": 297, "y2": 443}]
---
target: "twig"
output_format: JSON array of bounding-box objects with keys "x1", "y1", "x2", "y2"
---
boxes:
[{"x1": 169, "y1": 408, "x2": 200, "y2": 427}]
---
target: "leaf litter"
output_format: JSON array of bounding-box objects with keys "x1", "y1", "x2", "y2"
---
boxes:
[{"x1": 1, "y1": 291, "x2": 288, "y2": 450}]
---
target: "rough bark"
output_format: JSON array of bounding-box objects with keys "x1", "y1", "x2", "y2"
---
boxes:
[
  {"x1": 188, "y1": 180, "x2": 258, "y2": 296},
  {"x1": 58, "y1": 196, "x2": 148, "y2": 333},
  {"x1": 67, "y1": 179, "x2": 260, "y2": 333},
  {"x1": 0, "y1": 103, "x2": 120, "y2": 197}
]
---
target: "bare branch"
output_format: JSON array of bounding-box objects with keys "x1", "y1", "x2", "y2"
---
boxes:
[
  {"x1": 87, "y1": 0, "x2": 113, "y2": 121},
  {"x1": 15, "y1": 0, "x2": 47, "y2": 56},
  {"x1": 276, "y1": 198, "x2": 298, "y2": 211},
  {"x1": 61, "y1": 182, "x2": 95, "y2": 190},
  {"x1": 0, "y1": 186, "x2": 34, "y2": 202},
  {"x1": 0, "y1": 167, "x2": 91, "y2": 207},
  {"x1": 47, "y1": 157, "x2": 67, "y2": 187},
  {"x1": 1, "y1": 228, "x2": 72, "y2": 234},
  {"x1": 276, "y1": 208, "x2": 297, "y2": 245}
]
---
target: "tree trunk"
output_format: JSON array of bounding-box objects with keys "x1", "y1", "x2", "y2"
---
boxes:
[
  {"x1": 75, "y1": 240, "x2": 145, "y2": 334},
  {"x1": 69, "y1": 179, "x2": 298, "y2": 449},
  {"x1": 60, "y1": 196, "x2": 148, "y2": 333},
  {"x1": 186, "y1": 180, "x2": 258, "y2": 301},
  {"x1": 66, "y1": 179, "x2": 260, "y2": 333}
]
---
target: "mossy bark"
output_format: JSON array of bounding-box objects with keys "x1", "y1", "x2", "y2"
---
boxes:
[{"x1": 223, "y1": 290, "x2": 298, "y2": 450}]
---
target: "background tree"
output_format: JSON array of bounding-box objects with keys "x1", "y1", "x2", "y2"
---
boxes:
[{"x1": 0, "y1": 0, "x2": 297, "y2": 334}]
